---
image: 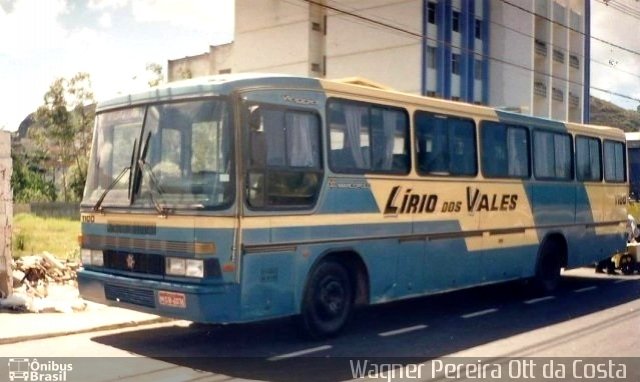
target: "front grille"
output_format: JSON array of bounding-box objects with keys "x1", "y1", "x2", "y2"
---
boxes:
[
  {"x1": 105, "y1": 284, "x2": 156, "y2": 308},
  {"x1": 82, "y1": 234, "x2": 216, "y2": 255},
  {"x1": 103, "y1": 250, "x2": 164, "y2": 275}
]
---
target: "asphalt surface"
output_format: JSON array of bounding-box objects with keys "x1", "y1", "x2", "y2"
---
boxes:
[{"x1": 1, "y1": 267, "x2": 638, "y2": 382}]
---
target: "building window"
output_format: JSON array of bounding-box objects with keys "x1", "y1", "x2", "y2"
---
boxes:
[
  {"x1": 474, "y1": 59, "x2": 482, "y2": 80},
  {"x1": 552, "y1": 87, "x2": 564, "y2": 102},
  {"x1": 452, "y1": 11, "x2": 460, "y2": 32},
  {"x1": 475, "y1": 19, "x2": 482, "y2": 39},
  {"x1": 415, "y1": 111, "x2": 477, "y2": 177},
  {"x1": 552, "y1": 49, "x2": 565, "y2": 63},
  {"x1": 451, "y1": 53, "x2": 461, "y2": 75},
  {"x1": 427, "y1": 2, "x2": 436, "y2": 24},
  {"x1": 569, "y1": 54, "x2": 580, "y2": 69},
  {"x1": 311, "y1": 63, "x2": 322, "y2": 73},
  {"x1": 534, "y1": 81, "x2": 547, "y2": 97},
  {"x1": 534, "y1": 39, "x2": 547, "y2": 56},
  {"x1": 569, "y1": 93, "x2": 580, "y2": 108},
  {"x1": 219, "y1": 69, "x2": 231, "y2": 74},
  {"x1": 427, "y1": 46, "x2": 437, "y2": 69}
]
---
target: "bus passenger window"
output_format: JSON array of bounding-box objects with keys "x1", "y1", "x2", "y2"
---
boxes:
[
  {"x1": 576, "y1": 136, "x2": 602, "y2": 181},
  {"x1": 533, "y1": 130, "x2": 572, "y2": 180},
  {"x1": 481, "y1": 121, "x2": 530, "y2": 178},
  {"x1": 327, "y1": 99, "x2": 410, "y2": 174},
  {"x1": 415, "y1": 111, "x2": 477, "y2": 176},
  {"x1": 604, "y1": 140, "x2": 626, "y2": 183}
]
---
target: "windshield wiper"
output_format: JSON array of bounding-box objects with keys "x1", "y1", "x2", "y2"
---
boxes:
[
  {"x1": 93, "y1": 166, "x2": 130, "y2": 212},
  {"x1": 137, "y1": 158, "x2": 172, "y2": 217}
]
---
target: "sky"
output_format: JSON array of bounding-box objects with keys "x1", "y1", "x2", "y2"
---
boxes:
[
  {"x1": 0, "y1": 0, "x2": 234, "y2": 131},
  {"x1": 0, "y1": 0, "x2": 639, "y2": 132}
]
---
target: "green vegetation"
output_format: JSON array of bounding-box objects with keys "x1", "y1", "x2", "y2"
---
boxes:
[
  {"x1": 12, "y1": 213, "x2": 80, "y2": 260},
  {"x1": 590, "y1": 97, "x2": 640, "y2": 132},
  {"x1": 12, "y1": 72, "x2": 95, "y2": 203}
]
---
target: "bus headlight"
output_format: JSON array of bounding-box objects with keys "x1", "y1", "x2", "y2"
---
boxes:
[
  {"x1": 91, "y1": 250, "x2": 104, "y2": 266},
  {"x1": 81, "y1": 249, "x2": 104, "y2": 266},
  {"x1": 166, "y1": 257, "x2": 204, "y2": 278},
  {"x1": 81, "y1": 249, "x2": 91, "y2": 265},
  {"x1": 166, "y1": 257, "x2": 186, "y2": 276},
  {"x1": 185, "y1": 259, "x2": 204, "y2": 278}
]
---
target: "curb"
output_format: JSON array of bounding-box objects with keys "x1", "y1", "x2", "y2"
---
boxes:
[{"x1": 0, "y1": 317, "x2": 174, "y2": 345}]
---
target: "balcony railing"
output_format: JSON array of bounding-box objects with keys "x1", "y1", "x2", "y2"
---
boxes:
[
  {"x1": 535, "y1": 39, "x2": 547, "y2": 56},
  {"x1": 569, "y1": 55, "x2": 580, "y2": 69},
  {"x1": 569, "y1": 93, "x2": 580, "y2": 108},
  {"x1": 552, "y1": 87, "x2": 564, "y2": 102},
  {"x1": 534, "y1": 81, "x2": 547, "y2": 97},
  {"x1": 553, "y1": 49, "x2": 565, "y2": 63}
]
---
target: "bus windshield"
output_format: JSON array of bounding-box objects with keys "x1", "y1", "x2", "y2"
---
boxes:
[{"x1": 82, "y1": 98, "x2": 233, "y2": 210}]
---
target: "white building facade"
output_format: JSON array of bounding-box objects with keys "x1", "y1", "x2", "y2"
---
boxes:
[{"x1": 168, "y1": 0, "x2": 590, "y2": 122}]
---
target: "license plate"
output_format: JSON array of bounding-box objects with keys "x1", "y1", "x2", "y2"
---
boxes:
[{"x1": 158, "y1": 291, "x2": 186, "y2": 308}]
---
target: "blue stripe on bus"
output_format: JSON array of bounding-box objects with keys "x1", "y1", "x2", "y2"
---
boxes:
[{"x1": 316, "y1": 185, "x2": 381, "y2": 214}]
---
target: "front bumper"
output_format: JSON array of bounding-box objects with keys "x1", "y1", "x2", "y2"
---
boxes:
[{"x1": 78, "y1": 269, "x2": 241, "y2": 323}]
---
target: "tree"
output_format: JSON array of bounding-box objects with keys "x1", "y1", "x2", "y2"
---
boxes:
[
  {"x1": 146, "y1": 62, "x2": 164, "y2": 87},
  {"x1": 33, "y1": 73, "x2": 95, "y2": 202},
  {"x1": 11, "y1": 151, "x2": 56, "y2": 203}
]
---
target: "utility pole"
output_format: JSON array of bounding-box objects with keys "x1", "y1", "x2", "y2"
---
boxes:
[{"x1": 0, "y1": 131, "x2": 12, "y2": 298}]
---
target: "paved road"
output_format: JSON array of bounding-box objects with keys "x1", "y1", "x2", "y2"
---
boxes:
[{"x1": 1, "y1": 268, "x2": 638, "y2": 381}]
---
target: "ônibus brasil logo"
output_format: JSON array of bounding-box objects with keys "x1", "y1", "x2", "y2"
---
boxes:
[{"x1": 8, "y1": 358, "x2": 72, "y2": 382}]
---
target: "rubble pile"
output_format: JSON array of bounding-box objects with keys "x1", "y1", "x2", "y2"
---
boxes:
[{"x1": 0, "y1": 252, "x2": 86, "y2": 313}]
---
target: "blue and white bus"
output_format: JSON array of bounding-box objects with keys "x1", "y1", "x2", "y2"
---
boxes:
[{"x1": 78, "y1": 74, "x2": 628, "y2": 338}]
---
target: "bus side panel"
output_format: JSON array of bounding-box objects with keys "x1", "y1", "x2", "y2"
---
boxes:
[
  {"x1": 528, "y1": 182, "x2": 576, "y2": 226},
  {"x1": 240, "y1": 251, "x2": 297, "y2": 320}
]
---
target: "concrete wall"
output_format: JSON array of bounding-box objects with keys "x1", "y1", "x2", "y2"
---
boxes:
[
  {"x1": 234, "y1": 0, "x2": 312, "y2": 75},
  {"x1": 168, "y1": 52, "x2": 211, "y2": 82},
  {"x1": 489, "y1": 0, "x2": 535, "y2": 114},
  {"x1": 325, "y1": 0, "x2": 422, "y2": 93},
  {"x1": 0, "y1": 131, "x2": 12, "y2": 298}
]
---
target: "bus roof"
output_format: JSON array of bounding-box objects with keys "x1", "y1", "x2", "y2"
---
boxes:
[{"x1": 96, "y1": 73, "x2": 624, "y2": 139}]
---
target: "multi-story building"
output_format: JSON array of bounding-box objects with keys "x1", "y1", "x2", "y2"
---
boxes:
[{"x1": 167, "y1": 0, "x2": 590, "y2": 122}]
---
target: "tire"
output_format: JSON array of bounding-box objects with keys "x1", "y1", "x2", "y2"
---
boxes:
[
  {"x1": 533, "y1": 240, "x2": 563, "y2": 294},
  {"x1": 621, "y1": 255, "x2": 635, "y2": 275},
  {"x1": 298, "y1": 261, "x2": 353, "y2": 340}
]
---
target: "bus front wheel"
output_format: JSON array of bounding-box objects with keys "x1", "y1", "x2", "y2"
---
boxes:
[{"x1": 298, "y1": 261, "x2": 353, "y2": 339}]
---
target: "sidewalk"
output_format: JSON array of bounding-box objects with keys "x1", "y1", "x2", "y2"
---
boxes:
[{"x1": 0, "y1": 302, "x2": 172, "y2": 345}]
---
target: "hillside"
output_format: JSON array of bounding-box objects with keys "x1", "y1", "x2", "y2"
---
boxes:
[{"x1": 589, "y1": 96, "x2": 640, "y2": 132}]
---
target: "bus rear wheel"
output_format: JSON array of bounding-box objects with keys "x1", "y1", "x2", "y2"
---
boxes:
[
  {"x1": 298, "y1": 261, "x2": 353, "y2": 339},
  {"x1": 533, "y1": 240, "x2": 563, "y2": 294}
]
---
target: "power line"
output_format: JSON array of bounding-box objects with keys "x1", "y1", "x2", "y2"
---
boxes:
[
  {"x1": 596, "y1": 0, "x2": 640, "y2": 19},
  {"x1": 301, "y1": 0, "x2": 640, "y2": 104},
  {"x1": 499, "y1": 0, "x2": 640, "y2": 58}
]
